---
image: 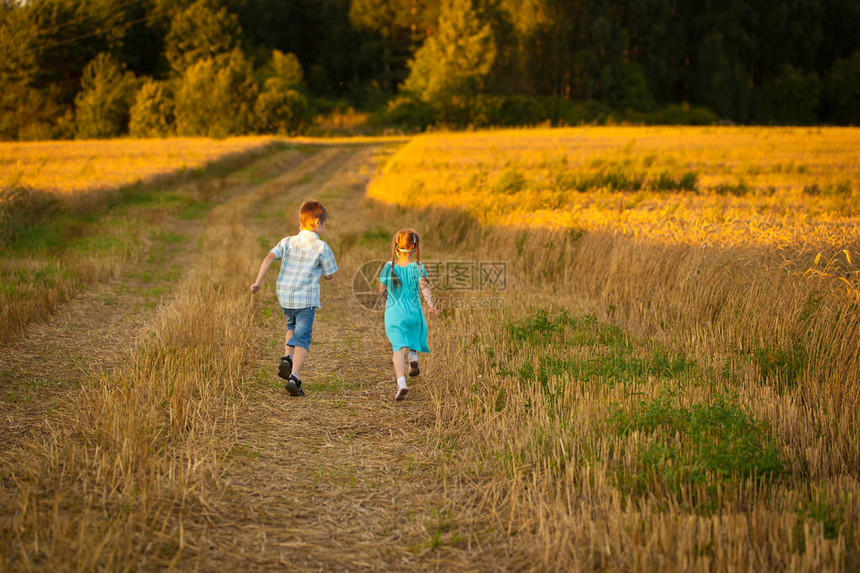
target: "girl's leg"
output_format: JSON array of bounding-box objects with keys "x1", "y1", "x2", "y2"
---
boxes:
[
  {"x1": 393, "y1": 347, "x2": 408, "y2": 400},
  {"x1": 407, "y1": 349, "x2": 420, "y2": 376},
  {"x1": 392, "y1": 348, "x2": 407, "y2": 379}
]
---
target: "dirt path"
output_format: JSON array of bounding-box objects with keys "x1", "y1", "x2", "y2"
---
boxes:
[
  {"x1": 188, "y1": 145, "x2": 489, "y2": 571},
  {"x1": 0, "y1": 143, "x2": 499, "y2": 570}
]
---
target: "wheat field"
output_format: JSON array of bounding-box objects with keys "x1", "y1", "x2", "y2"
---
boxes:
[
  {"x1": 0, "y1": 137, "x2": 277, "y2": 196},
  {"x1": 368, "y1": 126, "x2": 860, "y2": 570},
  {"x1": 1, "y1": 129, "x2": 859, "y2": 571}
]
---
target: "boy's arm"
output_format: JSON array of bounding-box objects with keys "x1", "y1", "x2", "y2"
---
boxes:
[
  {"x1": 250, "y1": 252, "x2": 277, "y2": 294},
  {"x1": 321, "y1": 245, "x2": 338, "y2": 280}
]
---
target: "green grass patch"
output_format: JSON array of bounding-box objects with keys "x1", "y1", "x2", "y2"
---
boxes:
[
  {"x1": 611, "y1": 389, "x2": 785, "y2": 499},
  {"x1": 178, "y1": 200, "x2": 215, "y2": 220},
  {"x1": 150, "y1": 230, "x2": 189, "y2": 244},
  {"x1": 803, "y1": 181, "x2": 852, "y2": 197},
  {"x1": 752, "y1": 342, "x2": 808, "y2": 391},
  {"x1": 359, "y1": 226, "x2": 391, "y2": 244}
]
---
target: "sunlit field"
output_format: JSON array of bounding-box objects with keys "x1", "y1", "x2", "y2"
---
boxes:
[
  {"x1": 0, "y1": 136, "x2": 276, "y2": 196},
  {"x1": 369, "y1": 126, "x2": 860, "y2": 254},
  {"x1": 367, "y1": 126, "x2": 860, "y2": 569},
  {"x1": 0, "y1": 136, "x2": 284, "y2": 343}
]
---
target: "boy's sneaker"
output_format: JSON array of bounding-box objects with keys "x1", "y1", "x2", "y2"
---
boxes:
[
  {"x1": 285, "y1": 374, "x2": 304, "y2": 397},
  {"x1": 395, "y1": 382, "x2": 408, "y2": 401},
  {"x1": 278, "y1": 355, "x2": 293, "y2": 380},
  {"x1": 408, "y1": 360, "x2": 420, "y2": 377}
]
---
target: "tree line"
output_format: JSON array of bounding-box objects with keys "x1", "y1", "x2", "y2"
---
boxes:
[{"x1": 1, "y1": 0, "x2": 858, "y2": 140}]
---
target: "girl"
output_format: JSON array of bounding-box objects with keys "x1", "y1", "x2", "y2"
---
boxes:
[{"x1": 379, "y1": 229, "x2": 437, "y2": 400}]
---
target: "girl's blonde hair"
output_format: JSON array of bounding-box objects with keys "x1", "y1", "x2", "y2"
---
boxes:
[{"x1": 390, "y1": 228, "x2": 428, "y2": 286}]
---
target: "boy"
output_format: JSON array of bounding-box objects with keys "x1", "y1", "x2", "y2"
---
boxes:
[{"x1": 250, "y1": 199, "x2": 338, "y2": 396}]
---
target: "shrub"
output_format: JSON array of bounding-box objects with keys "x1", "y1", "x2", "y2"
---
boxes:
[
  {"x1": 495, "y1": 95, "x2": 546, "y2": 126},
  {"x1": 374, "y1": 96, "x2": 436, "y2": 130},
  {"x1": 254, "y1": 89, "x2": 311, "y2": 135}
]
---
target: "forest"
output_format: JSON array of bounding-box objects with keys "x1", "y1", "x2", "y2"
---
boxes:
[{"x1": 1, "y1": 0, "x2": 859, "y2": 140}]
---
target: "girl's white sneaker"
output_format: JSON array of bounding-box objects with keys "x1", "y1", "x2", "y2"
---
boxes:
[{"x1": 395, "y1": 383, "x2": 408, "y2": 401}]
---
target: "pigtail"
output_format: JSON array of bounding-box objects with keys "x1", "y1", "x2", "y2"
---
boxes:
[{"x1": 391, "y1": 237, "x2": 400, "y2": 286}]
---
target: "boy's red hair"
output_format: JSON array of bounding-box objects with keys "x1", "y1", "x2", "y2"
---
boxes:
[{"x1": 299, "y1": 200, "x2": 328, "y2": 229}]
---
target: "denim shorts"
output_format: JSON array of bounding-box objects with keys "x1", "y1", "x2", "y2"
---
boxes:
[{"x1": 282, "y1": 307, "x2": 316, "y2": 349}]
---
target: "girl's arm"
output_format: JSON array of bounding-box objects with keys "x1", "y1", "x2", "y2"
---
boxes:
[
  {"x1": 419, "y1": 277, "x2": 437, "y2": 316},
  {"x1": 250, "y1": 252, "x2": 277, "y2": 294}
]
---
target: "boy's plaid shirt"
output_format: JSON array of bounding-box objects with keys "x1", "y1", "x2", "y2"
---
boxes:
[{"x1": 271, "y1": 230, "x2": 338, "y2": 309}]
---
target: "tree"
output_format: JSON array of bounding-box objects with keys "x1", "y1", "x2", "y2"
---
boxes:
[
  {"x1": 174, "y1": 50, "x2": 257, "y2": 138},
  {"x1": 261, "y1": 50, "x2": 305, "y2": 92},
  {"x1": 164, "y1": 0, "x2": 242, "y2": 74},
  {"x1": 129, "y1": 79, "x2": 174, "y2": 137},
  {"x1": 402, "y1": 0, "x2": 495, "y2": 102},
  {"x1": 350, "y1": 0, "x2": 438, "y2": 92},
  {"x1": 822, "y1": 51, "x2": 860, "y2": 124},
  {"x1": 255, "y1": 90, "x2": 311, "y2": 135},
  {"x1": 74, "y1": 53, "x2": 138, "y2": 139},
  {"x1": 255, "y1": 50, "x2": 311, "y2": 135}
]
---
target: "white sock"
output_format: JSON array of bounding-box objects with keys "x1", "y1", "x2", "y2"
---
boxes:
[
  {"x1": 397, "y1": 376, "x2": 407, "y2": 388},
  {"x1": 408, "y1": 351, "x2": 418, "y2": 362}
]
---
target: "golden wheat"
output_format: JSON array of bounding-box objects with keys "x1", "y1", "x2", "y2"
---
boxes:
[{"x1": 0, "y1": 137, "x2": 277, "y2": 195}]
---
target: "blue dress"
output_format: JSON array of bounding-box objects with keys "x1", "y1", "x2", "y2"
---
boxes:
[{"x1": 380, "y1": 261, "x2": 429, "y2": 353}]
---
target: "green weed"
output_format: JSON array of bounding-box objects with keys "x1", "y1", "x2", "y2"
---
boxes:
[
  {"x1": 359, "y1": 226, "x2": 391, "y2": 244},
  {"x1": 649, "y1": 171, "x2": 699, "y2": 192},
  {"x1": 803, "y1": 181, "x2": 852, "y2": 197},
  {"x1": 612, "y1": 390, "x2": 785, "y2": 498},
  {"x1": 753, "y1": 342, "x2": 808, "y2": 391},
  {"x1": 712, "y1": 181, "x2": 751, "y2": 196},
  {"x1": 493, "y1": 168, "x2": 527, "y2": 194}
]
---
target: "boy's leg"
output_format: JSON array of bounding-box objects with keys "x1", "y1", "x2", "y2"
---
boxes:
[
  {"x1": 284, "y1": 330, "x2": 294, "y2": 357},
  {"x1": 279, "y1": 310, "x2": 298, "y2": 380},
  {"x1": 292, "y1": 346, "x2": 308, "y2": 376},
  {"x1": 286, "y1": 308, "x2": 315, "y2": 379}
]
